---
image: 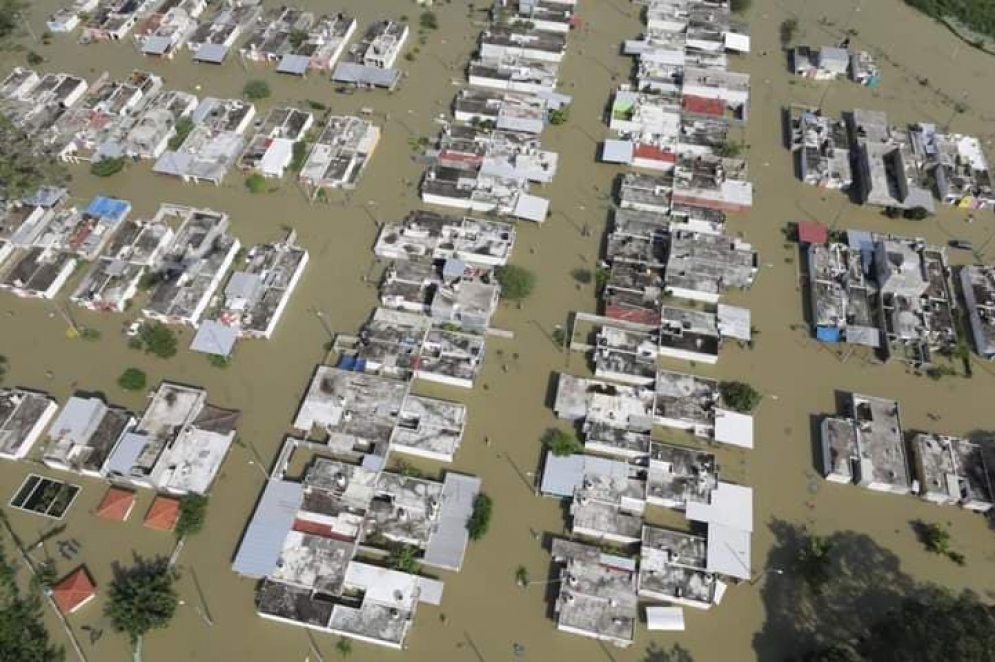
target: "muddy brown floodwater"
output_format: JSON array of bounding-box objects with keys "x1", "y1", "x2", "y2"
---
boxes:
[{"x1": 2, "y1": 0, "x2": 995, "y2": 660}]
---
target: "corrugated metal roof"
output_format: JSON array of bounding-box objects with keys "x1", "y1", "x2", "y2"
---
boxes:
[
  {"x1": 232, "y1": 479, "x2": 303, "y2": 578},
  {"x1": 602, "y1": 139, "x2": 634, "y2": 164},
  {"x1": 331, "y1": 63, "x2": 400, "y2": 88},
  {"x1": 194, "y1": 43, "x2": 229, "y2": 64},
  {"x1": 277, "y1": 54, "x2": 311, "y2": 76},
  {"x1": 423, "y1": 473, "x2": 480, "y2": 571},
  {"x1": 189, "y1": 320, "x2": 238, "y2": 357},
  {"x1": 104, "y1": 432, "x2": 148, "y2": 477}
]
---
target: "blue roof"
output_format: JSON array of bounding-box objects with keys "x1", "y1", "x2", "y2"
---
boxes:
[
  {"x1": 189, "y1": 320, "x2": 238, "y2": 357},
  {"x1": 105, "y1": 432, "x2": 149, "y2": 478},
  {"x1": 232, "y1": 480, "x2": 303, "y2": 578},
  {"x1": 85, "y1": 196, "x2": 131, "y2": 223},
  {"x1": 816, "y1": 326, "x2": 842, "y2": 342}
]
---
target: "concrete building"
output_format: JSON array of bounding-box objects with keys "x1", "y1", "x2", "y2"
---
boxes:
[
  {"x1": 791, "y1": 108, "x2": 852, "y2": 190},
  {"x1": 241, "y1": 9, "x2": 356, "y2": 74},
  {"x1": 638, "y1": 526, "x2": 718, "y2": 610},
  {"x1": 187, "y1": 1, "x2": 262, "y2": 64},
  {"x1": 42, "y1": 396, "x2": 135, "y2": 477},
  {"x1": 664, "y1": 228, "x2": 757, "y2": 303},
  {"x1": 421, "y1": 166, "x2": 549, "y2": 223},
  {"x1": 453, "y1": 88, "x2": 550, "y2": 135},
  {"x1": 467, "y1": 55, "x2": 560, "y2": 95},
  {"x1": 910, "y1": 433, "x2": 994, "y2": 512},
  {"x1": 379, "y1": 259, "x2": 500, "y2": 333},
  {"x1": 791, "y1": 46, "x2": 851, "y2": 80},
  {"x1": 103, "y1": 382, "x2": 238, "y2": 495},
  {"x1": 0, "y1": 69, "x2": 89, "y2": 136},
  {"x1": 0, "y1": 389, "x2": 59, "y2": 461},
  {"x1": 238, "y1": 107, "x2": 314, "y2": 178},
  {"x1": 153, "y1": 97, "x2": 255, "y2": 184},
  {"x1": 47, "y1": 0, "x2": 101, "y2": 33},
  {"x1": 911, "y1": 124, "x2": 995, "y2": 210},
  {"x1": 299, "y1": 116, "x2": 380, "y2": 192},
  {"x1": 374, "y1": 210, "x2": 515, "y2": 268},
  {"x1": 331, "y1": 20, "x2": 409, "y2": 89},
  {"x1": 81, "y1": 0, "x2": 162, "y2": 42},
  {"x1": 480, "y1": 24, "x2": 567, "y2": 63},
  {"x1": 142, "y1": 205, "x2": 240, "y2": 326},
  {"x1": 550, "y1": 539, "x2": 637, "y2": 648},
  {"x1": 960, "y1": 265, "x2": 995, "y2": 360},
  {"x1": 646, "y1": 441, "x2": 718, "y2": 510},
  {"x1": 849, "y1": 109, "x2": 935, "y2": 214},
  {"x1": 820, "y1": 393, "x2": 912, "y2": 494},
  {"x1": 136, "y1": 0, "x2": 207, "y2": 58}
]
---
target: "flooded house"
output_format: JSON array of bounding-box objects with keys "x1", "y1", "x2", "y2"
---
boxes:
[
  {"x1": 50, "y1": 70, "x2": 163, "y2": 162},
  {"x1": 671, "y1": 154, "x2": 753, "y2": 212},
  {"x1": 467, "y1": 55, "x2": 560, "y2": 95},
  {"x1": 0, "y1": 388, "x2": 59, "y2": 461},
  {"x1": 421, "y1": 166, "x2": 550, "y2": 223},
  {"x1": 820, "y1": 393, "x2": 912, "y2": 495},
  {"x1": 790, "y1": 46, "x2": 851, "y2": 80},
  {"x1": 190, "y1": 232, "x2": 308, "y2": 358},
  {"x1": 234, "y1": 448, "x2": 476, "y2": 648},
  {"x1": 500, "y1": 0, "x2": 576, "y2": 34},
  {"x1": 434, "y1": 124, "x2": 560, "y2": 184},
  {"x1": 71, "y1": 211, "x2": 175, "y2": 312},
  {"x1": 374, "y1": 210, "x2": 516, "y2": 268},
  {"x1": 0, "y1": 69, "x2": 89, "y2": 135},
  {"x1": 81, "y1": 0, "x2": 163, "y2": 42},
  {"x1": 790, "y1": 107, "x2": 853, "y2": 190},
  {"x1": 480, "y1": 24, "x2": 568, "y2": 63},
  {"x1": 453, "y1": 88, "x2": 551, "y2": 136},
  {"x1": 664, "y1": 228, "x2": 757, "y2": 303},
  {"x1": 910, "y1": 124, "x2": 995, "y2": 210},
  {"x1": 331, "y1": 20, "x2": 409, "y2": 89},
  {"x1": 111, "y1": 89, "x2": 200, "y2": 160},
  {"x1": 241, "y1": 8, "x2": 357, "y2": 75},
  {"x1": 379, "y1": 258, "x2": 500, "y2": 333},
  {"x1": 549, "y1": 539, "x2": 637, "y2": 648},
  {"x1": 646, "y1": 441, "x2": 718, "y2": 510},
  {"x1": 141, "y1": 205, "x2": 241, "y2": 326},
  {"x1": 103, "y1": 382, "x2": 238, "y2": 495},
  {"x1": 638, "y1": 526, "x2": 718, "y2": 610},
  {"x1": 298, "y1": 116, "x2": 380, "y2": 192},
  {"x1": 960, "y1": 265, "x2": 995, "y2": 360},
  {"x1": 910, "y1": 434, "x2": 994, "y2": 512},
  {"x1": 238, "y1": 107, "x2": 314, "y2": 178},
  {"x1": 136, "y1": 0, "x2": 207, "y2": 58},
  {"x1": 187, "y1": 1, "x2": 262, "y2": 64},
  {"x1": 47, "y1": 0, "x2": 101, "y2": 33},
  {"x1": 153, "y1": 97, "x2": 256, "y2": 184},
  {"x1": 41, "y1": 396, "x2": 136, "y2": 478}
]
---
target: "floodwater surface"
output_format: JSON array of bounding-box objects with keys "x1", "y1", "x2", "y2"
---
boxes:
[{"x1": 2, "y1": 0, "x2": 995, "y2": 660}]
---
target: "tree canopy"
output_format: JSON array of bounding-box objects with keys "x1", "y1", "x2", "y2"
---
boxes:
[
  {"x1": 106, "y1": 557, "x2": 178, "y2": 646},
  {"x1": 0, "y1": 543, "x2": 64, "y2": 662},
  {"x1": 543, "y1": 428, "x2": 582, "y2": 456},
  {"x1": 135, "y1": 322, "x2": 178, "y2": 359},
  {"x1": 174, "y1": 494, "x2": 209, "y2": 539},
  {"x1": 719, "y1": 381, "x2": 762, "y2": 413},
  {"x1": 496, "y1": 265, "x2": 536, "y2": 301},
  {"x1": 242, "y1": 79, "x2": 271, "y2": 101},
  {"x1": 0, "y1": 117, "x2": 68, "y2": 200},
  {"x1": 117, "y1": 368, "x2": 147, "y2": 392},
  {"x1": 905, "y1": 0, "x2": 995, "y2": 40},
  {"x1": 466, "y1": 493, "x2": 493, "y2": 541},
  {"x1": 865, "y1": 591, "x2": 995, "y2": 661}
]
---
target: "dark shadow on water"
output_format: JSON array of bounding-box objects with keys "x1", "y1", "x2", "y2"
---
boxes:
[{"x1": 752, "y1": 519, "x2": 929, "y2": 660}]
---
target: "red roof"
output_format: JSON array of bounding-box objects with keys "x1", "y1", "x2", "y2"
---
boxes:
[
  {"x1": 797, "y1": 220, "x2": 829, "y2": 245},
  {"x1": 632, "y1": 143, "x2": 677, "y2": 163},
  {"x1": 683, "y1": 95, "x2": 726, "y2": 117},
  {"x1": 52, "y1": 567, "x2": 95, "y2": 615},
  {"x1": 96, "y1": 487, "x2": 135, "y2": 522},
  {"x1": 144, "y1": 496, "x2": 180, "y2": 531}
]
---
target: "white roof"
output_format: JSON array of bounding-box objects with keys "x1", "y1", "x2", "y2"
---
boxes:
[
  {"x1": 602, "y1": 139, "x2": 634, "y2": 164},
  {"x1": 706, "y1": 522, "x2": 751, "y2": 580},
  {"x1": 714, "y1": 409, "x2": 754, "y2": 449},
  {"x1": 260, "y1": 137, "x2": 294, "y2": 174},
  {"x1": 717, "y1": 304, "x2": 751, "y2": 341},
  {"x1": 645, "y1": 606, "x2": 685, "y2": 631},
  {"x1": 686, "y1": 481, "x2": 753, "y2": 532},
  {"x1": 513, "y1": 193, "x2": 549, "y2": 222},
  {"x1": 343, "y1": 562, "x2": 442, "y2": 608}
]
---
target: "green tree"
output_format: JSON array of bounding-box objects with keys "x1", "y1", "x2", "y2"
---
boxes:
[
  {"x1": 168, "y1": 116, "x2": 195, "y2": 150},
  {"x1": 335, "y1": 637, "x2": 353, "y2": 658},
  {"x1": 864, "y1": 590, "x2": 995, "y2": 661},
  {"x1": 208, "y1": 354, "x2": 232, "y2": 369},
  {"x1": 496, "y1": 265, "x2": 536, "y2": 301},
  {"x1": 796, "y1": 528, "x2": 834, "y2": 593},
  {"x1": 542, "y1": 428, "x2": 581, "y2": 456},
  {"x1": 466, "y1": 493, "x2": 493, "y2": 541},
  {"x1": 174, "y1": 495, "x2": 208, "y2": 539},
  {"x1": 245, "y1": 173, "x2": 266, "y2": 194},
  {"x1": 419, "y1": 11, "x2": 439, "y2": 30},
  {"x1": 137, "y1": 322, "x2": 178, "y2": 359},
  {"x1": 117, "y1": 368, "x2": 147, "y2": 392},
  {"x1": 0, "y1": 117, "x2": 68, "y2": 199},
  {"x1": 719, "y1": 381, "x2": 761, "y2": 413},
  {"x1": 0, "y1": 543, "x2": 64, "y2": 661},
  {"x1": 242, "y1": 79, "x2": 271, "y2": 101},
  {"x1": 387, "y1": 544, "x2": 419, "y2": 574},
  {"x1": 571, "y1": 267, "x2": 592, "y2": 284},
  {"x1": 549, "y1": 106, "x2": 570, "y2": 125},
  {"x1": 730, "y1": 0, "x2": 751, "y2": 13},
  {"x1": 716, "y1": 140, "x2": 743, "y2": 158},
  {"x1": 515, "y1": 565, "x2": 529, "y2": 586},
  {"x1": 288, "y1": 28, "x2": 309, "y2": 49},
  {"x1": 290, "y1": 140, "x2": 309, "y2": 172},
  {"x1": 780, "y1": 18, "x2": 799, "y2": 47},
  {"x1": 643, "y1": 643, "x2": 695, "y2": 662},
  {"x1": 804, "y1": 644, "x2": 862, "y2": 662},
  {"x1": 903, "y1": 206, "x2": 931, "y2": 220},
  {"x1": 106, "y1": 557, "x2": 178, "y2": 651},
  {"x1": 0, "y1": 0, "x2": 29, "y2": 44},
  {"x1": 90, "y1": 156, "x2": 125, "y2": 177}
]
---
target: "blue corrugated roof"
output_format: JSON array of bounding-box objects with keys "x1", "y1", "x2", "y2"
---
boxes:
[
  {"x1": 85, "y1": 196, "x2": 131, "y2": 223},
  {"x1": 232, "y1": 480, "x2": 303, "y2": 578},
  {"x1": 816, "y1": 326, "x2": 841, "y2": 343}
]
